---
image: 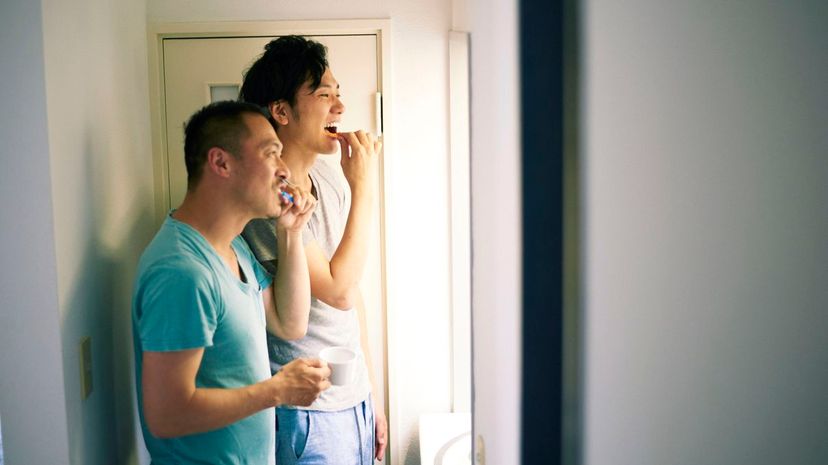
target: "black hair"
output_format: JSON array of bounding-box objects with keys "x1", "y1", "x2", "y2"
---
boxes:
[
  {"x1": 239, "y1": 35, "x2": 329, "y2": 109},
  {"x1": 183, "y1": 100, "x2": 270, "y2": 190}
]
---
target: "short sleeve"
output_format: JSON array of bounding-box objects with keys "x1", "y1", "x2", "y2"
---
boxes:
[
  {"x1": 135, "y1": 261, "x2": 219, "y2": 352},
  {"x1": 234, "y1": 235, "x2": 277, "y2": 289},
  {"x1": 242, "y1": 218, "x2": 277, "y2": 265},
  {"x1": 243, "y1": 218, "x2": 314, "y2": 277},
  {"x1": 252, "y1": 259, "x2": 273, "y2": 291}
]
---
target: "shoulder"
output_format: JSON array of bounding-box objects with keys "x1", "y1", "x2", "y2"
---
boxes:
[
  {"x1": 139, "y1": 224, "x2": 214, "y2": 280},
  {"x1": 242, "y1": 217, "x2": 276, "y2": 241},
  {"x1": 310, "y1": 159, "x2": 349, "y2": 210},
  {"x1": 232, "y1": 235, "x2": 258, "y2": 263},
  {"x1": 310, "y1": 159, "x2": 345, "y2": 191},
  {"x1": 241, "y1": 218, "x2": 278, "y2": 262},
  {"x1": 137, "y1": 254, "x2": 215, "y2": 296},
  {"x1": 141, "y1": 216, "x2": 206, "y2": 261},
  {"x1": 137, "y1": 224, "x2": 218, "y2": 297}
]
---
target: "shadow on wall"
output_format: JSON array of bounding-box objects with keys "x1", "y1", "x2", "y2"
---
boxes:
[
  {"x1": 110, "y1": 206, "x2": 157, "y2": 465},
  {"x1": 58, "y1": 131, "x2": 156, "y2": 464},
  {"x1": 60, "y1": 202, "x2": 155, "y2": 464}
]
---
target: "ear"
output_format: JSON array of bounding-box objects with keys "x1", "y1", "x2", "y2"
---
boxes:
[
  {"x1": 269, "y1": 101, "x2": 290, "y2": 127},
  {"x1": 205, "y1": 146, "x2": 233, "y2": 179}
]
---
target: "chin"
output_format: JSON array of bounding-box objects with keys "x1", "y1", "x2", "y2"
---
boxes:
[
  {"x1": 320, "y1": 137, "x2": 339, "y2": 154},
  {"x1": 261, "y1": 204, "x2": 282, "y2": 219}
]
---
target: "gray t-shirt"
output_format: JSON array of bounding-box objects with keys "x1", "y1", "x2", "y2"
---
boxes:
[{"x1": 242, "y1": 159, "x2": 371, "y2": 412}]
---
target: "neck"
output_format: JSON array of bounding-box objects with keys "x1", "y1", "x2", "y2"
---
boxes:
[
  {"x1": 171, "y1": 189, "x2": 248, "y2": 253},
  {"x1": 280, "y1": 142, "x2": 319, "y2": 190}
]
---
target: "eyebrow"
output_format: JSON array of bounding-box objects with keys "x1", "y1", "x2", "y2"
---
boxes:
[
  {"x1": 316, "y1": 83, "x2": 340, "y2": 90},
  {"x1": 259, "y1": 139, "x2": 282, "y2": 151}
]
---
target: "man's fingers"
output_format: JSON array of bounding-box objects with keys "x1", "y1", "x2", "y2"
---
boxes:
[
  {"x1": 302, "y1": 196, "x2": 317, "y2": 215},
  {"x1": 287, "y1": 187, "x2": 301, "y2": 207},
  {"x1": 319, "y1": 378, "x2": 331, "y2": 392},
  {"x1": 303, "y1": 357, "x2": 326, "y2": 368},
  {"x1": 354, "y1": 129, "x2": 369, "y2": 146},
  {"x1": 292, "y1": 190, "x2": 308, "y2": 211},
  {"x1": 376, "y1": 433, "x2": 387, "y2": 459},
  {"x1": 279, "y1": 186, "x2": 315, "y2": 220},
  {"x1": 343, "y1": 131, "x2": 374, "y2": 150},
  {"x1": 338, "y1": 133, "x2": 351, "y2": 160}
]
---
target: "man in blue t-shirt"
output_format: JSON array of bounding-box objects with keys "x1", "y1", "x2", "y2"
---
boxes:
[{"x1": 132, "y1": 101, "x2": 331, "y2": 464}]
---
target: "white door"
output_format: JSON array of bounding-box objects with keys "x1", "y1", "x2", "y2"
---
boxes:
[
  {"x1": 160, "y1": 34, "x2": 386, "y2": 432},
  {"x1": 162, "y1": 35, "x2": 380, "y2": 208}
]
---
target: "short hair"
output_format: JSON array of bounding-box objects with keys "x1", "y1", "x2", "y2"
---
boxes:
[
  {"x1": 183, "y1": 100, "x2": 270, "y2": 190},
  {"x1": 239, "y1": 35, "x2": 329, "y2": 109}
]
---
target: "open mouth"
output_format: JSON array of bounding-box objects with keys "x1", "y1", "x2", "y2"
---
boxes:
[{"x1": 324, "y1": 121, "x2": 339, "y2": 135}]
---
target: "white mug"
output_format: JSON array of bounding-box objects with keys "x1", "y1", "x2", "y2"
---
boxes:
[{"x1": 319, "y1": 346, "x2": 356, "y2": 386}]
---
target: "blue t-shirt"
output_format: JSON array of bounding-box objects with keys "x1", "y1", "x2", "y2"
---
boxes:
[{"x1": 132, "y1": 215, "x2": 274, "y2": 465}]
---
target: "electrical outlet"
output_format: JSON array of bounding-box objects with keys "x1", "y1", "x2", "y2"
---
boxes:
[{"x1": 79, "y1": 336, "x2": 93, "y2": 400}]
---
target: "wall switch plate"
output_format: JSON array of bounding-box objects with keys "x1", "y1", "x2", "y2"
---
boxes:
[{"x1": 79, "y1": 336, "x2": 93, "y2": 400}]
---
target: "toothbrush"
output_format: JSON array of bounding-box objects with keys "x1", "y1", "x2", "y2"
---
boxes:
[{"x1": 278, "y1": 177, "x2": 295, "y2": 204}]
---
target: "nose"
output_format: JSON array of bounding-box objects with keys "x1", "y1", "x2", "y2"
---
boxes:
[
  {"x1": 332, "y1": 95, "x2": 345, "y2": 115},
  {"x1": 276, "y1": 157, "x2": 291, "y2": 180}
]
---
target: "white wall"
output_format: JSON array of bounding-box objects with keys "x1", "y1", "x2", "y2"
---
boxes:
[
  {"x1": 468, "y1": 1, "x2": 522, "y2": 465},
  {"x1": 0, "y1": 1, "x2": 72, "y2": 464},
  {"x1": 582, "y1": 1, "x2": 828, "y2": 464},
  {"x1": 452, "y1": 0, "x2": 470, "y2": 32},
  {"x1": 147, "y1": 2, "x2": 454, "y2": 465},
  {"x1": 40, "y1": 0, "x2": 155, "y2": 464},
  {"x1": 382, "y1": 6, "x2": 453, "y2": 464}
]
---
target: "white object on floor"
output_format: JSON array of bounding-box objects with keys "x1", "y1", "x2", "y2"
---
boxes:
[{"x1": 419, "y1": 412, "x2": 472, "y2": 465}]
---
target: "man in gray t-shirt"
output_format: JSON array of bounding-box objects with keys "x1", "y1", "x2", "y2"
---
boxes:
[{"x1": 241, "y1": 35, "x2": 387, "y2": 464}]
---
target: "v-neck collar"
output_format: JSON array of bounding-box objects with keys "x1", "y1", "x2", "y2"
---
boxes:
[{"x1": 167, "y1": 213, "x2": 254, "y2": 289}]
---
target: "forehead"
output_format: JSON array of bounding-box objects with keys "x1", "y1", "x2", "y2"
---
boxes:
[{"x1": 302, "y1": 68, "x2": 339, "y2": 92}]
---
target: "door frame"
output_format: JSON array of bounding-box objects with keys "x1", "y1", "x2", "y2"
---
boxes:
[
  {"x1": 146, "y1": 18, "x2": 397, "y2": 462},
  {"x1": 517, "y1": 0, "x2": 578, "y2": 462}
]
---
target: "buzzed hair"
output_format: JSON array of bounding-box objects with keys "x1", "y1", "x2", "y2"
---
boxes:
[{"x1": 183, "y1": 100, "x2": 270, "y2": 190}]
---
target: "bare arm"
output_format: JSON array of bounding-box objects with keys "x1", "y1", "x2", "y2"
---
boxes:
[
  {"x1": 142, "y1": 349, "x2": 330, "y2": 439},
  {"x1": 309, "y1": 130, "x2": 381, "y2": 310},
  {"x1": 262, "y1": 184, "x2": 315, "y2": 339},
  {"x1": 264, "y1": 229, "x2": 310, "y2": 339}
]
